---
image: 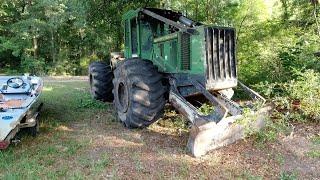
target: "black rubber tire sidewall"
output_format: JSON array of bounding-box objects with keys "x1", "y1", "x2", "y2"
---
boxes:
[{"x1": 113, "y1": 59, "x2": 167, "y2": 128}]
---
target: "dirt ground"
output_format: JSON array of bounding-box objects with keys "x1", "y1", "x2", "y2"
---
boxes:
[
  {"x1": 1, "y1": 78, "x2": 319, "y2": 179},
  {"x1": 73, "y1": 117, "x2": 320, "y2": 179}
]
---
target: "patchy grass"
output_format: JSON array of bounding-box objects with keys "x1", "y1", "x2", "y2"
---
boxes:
[
  {"x1": 311, "y1": 135, "x2": 320, "y2": 145},
  {"x1": 0, "y1": 78, "x2": 319, "y2": 179},
  {"x1": 279, "y1": 171, "x2": 298, "y2": 180},
  {"x1": 0, "y1": 81, "x2": 114, "y2": 179},
  {"x1": 306, "y1": 150, "x2": 320, "y2": 158}
]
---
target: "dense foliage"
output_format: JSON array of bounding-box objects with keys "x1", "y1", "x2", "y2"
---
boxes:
[
  {"x1": 0, "y1": 0, "x2": 319, "y2": 78},
  {"x1": 0, "y1": 0, "x2": 157, "y2": 75}
]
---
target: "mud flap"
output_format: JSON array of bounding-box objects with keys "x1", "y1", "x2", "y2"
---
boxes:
[{"x1": 187, "y1": 107, "x2": 270, "y2": 157}]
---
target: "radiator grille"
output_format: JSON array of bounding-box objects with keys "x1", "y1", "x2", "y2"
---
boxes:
[
  {"x1": 205, "y1": 27, "x2": 237, "y2": 86},
  {"x1": 180, "y1": 33, "x2": 190, "y2": 70}
]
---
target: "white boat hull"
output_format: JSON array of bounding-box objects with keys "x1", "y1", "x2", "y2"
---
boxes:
[{"x1": 0, "y1": 75, "x2": 43, "y2": 149}]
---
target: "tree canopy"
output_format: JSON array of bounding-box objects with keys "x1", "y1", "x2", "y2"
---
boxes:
[{"x1": 0, "y1": 0, "x2": 319, "y2": 81}]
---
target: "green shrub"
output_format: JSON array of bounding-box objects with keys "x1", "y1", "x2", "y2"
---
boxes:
[
  {"x1": 286, "y1": 70, "x2": 320, "y2": 121},
  {"x1": 2, "y1": 68, "x2": 20, "y2": 75},
  {"x1": 257, "y1": 69, "x2": 320, "y2": 123},
  {"x1": 21, "y1": 57, "x2": 46, "y2": 75},
  {"x1": 198, "y1": 103, "x2": 215, "y2": 115}
]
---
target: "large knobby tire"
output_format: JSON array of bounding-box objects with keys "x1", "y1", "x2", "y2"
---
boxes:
[
  {"x1": 113, "y1": 59, "x2": 167, "y2": 128},
  {"x1": 89, "y1": 61, "x2": 114, "y2": 102}
]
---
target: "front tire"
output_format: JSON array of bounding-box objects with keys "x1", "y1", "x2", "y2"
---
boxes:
[
  {"x1": 89, "y1": 62, "x2": 114, "y2": 102},
  {"x1": 113, "y1": 59, "x2": 167, "y2": 128}
]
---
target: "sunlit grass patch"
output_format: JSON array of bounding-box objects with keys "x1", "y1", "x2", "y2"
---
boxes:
[
  {"x1": 311, "y1": 136, "x2": 320, "y2": 145},
  {"x1": 0, "y1": 80, "x2": 114, "y2": 179},
  {"x1": 306, "y1": 150, "x2": 320, "y2": 158},
  {"x1": 77, "y1": 152, "x2": 111, "y2": 175},
  {"x1": 279, "y1": 171, "x2": 298, "y2": 180},
  {"x1": 0, "y1": 136, "x2": 86, "y2": 179}
]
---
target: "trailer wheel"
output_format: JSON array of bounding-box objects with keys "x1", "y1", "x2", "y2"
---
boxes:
[
  {"x1": 29, "y1": 116, "x2": 40, "y2": 137},
  {"x1": 89, "y1": 62, "x2": 114, "y2": 102},
  {"x1": 113, "y1": 59, "x2": 167, "y2": 128}
]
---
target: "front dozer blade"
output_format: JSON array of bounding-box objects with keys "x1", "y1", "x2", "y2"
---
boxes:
[
  {"x1": 169, "y1": 78, "x2": 270, "y2": 157},
  {"x1": 187, "y1": 107, "x2": 270, "y2": 157}
]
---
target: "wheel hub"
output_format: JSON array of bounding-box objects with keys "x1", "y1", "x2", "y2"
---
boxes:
[{"x1": 117, "y1": 81, "x2": 129, "y2": 113}]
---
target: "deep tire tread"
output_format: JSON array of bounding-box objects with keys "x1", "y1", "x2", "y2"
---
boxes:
[
  {"x1": 113, "y1": 59, "x2": 167, "y2": 128},
  {"x1": 89, "y1": 61, "x2": 114, "y2": 102}
]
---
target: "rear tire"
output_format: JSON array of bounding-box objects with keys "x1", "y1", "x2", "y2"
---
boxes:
[
  {"x1": 89, "y1": 61, "x2": 114, "y2": 102},
  {"x1": 113, "y1": 59, "x2": 167, "y2": 128},
  {"x1": 30, "y1": 119, "x2": 39, "y2": 137},
  {"x1": 28, "y1": 115, "x2": 40, "y2": 137}
]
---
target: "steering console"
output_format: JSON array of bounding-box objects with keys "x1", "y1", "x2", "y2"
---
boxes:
[{"x1": 7, "y1": 77, "x2": 25, "y2": 89}]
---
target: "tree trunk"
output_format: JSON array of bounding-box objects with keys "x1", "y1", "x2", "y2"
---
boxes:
[
  {"x1": 206, "y1": 0, "x2": 209, "y2": 22},
  {"x1": 237, "y1": 8, "x2": 249, "y2": 43},
  {"x1": 212, "y1": 0, "x2": 215, "y2": 23},
  {"x1": 116, "y1": 28, "x2": 122, "y2": 51},
  {"x1": 33, "y1": 35, "x2": 38, "y2": 58},
  {"x1": 195, "y1": 1, "x2": 199, "y2": 21},
  {"x1": 313, "y1": 2, "x2": 320, "y2": 37},
  {"x1": 280, "y1": 0, "x2": 289, "y2": 23},
  {"x1": 51, "y1": 29, "x2": 56, "y2": 63}
]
